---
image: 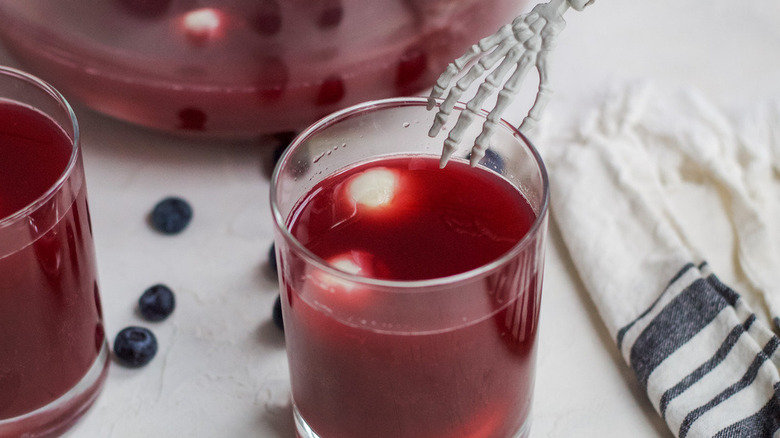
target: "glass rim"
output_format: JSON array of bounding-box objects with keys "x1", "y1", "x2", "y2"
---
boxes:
[
  {"x1": 0, "y1": 65, "x2": 81, "y2": 227},
  {"x1": 270, "y1": 96, "x2": 550, "y2": 290}
]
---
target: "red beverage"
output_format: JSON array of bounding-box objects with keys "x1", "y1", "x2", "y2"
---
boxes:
[
  {"x1": 0, "y1": 99, "x2": 106, "y2": 429},
  {"x1": 282, "y1": 156, "x2": 541, "y2": 438},
  {"x1": 0, "y1": 0, "x2": 522, "y2": 138}
]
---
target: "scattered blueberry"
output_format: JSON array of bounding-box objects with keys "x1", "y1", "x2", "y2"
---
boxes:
[
  {"x1": 274, "y1": 130, "x2": 297, "y2": 146},
  {"x1": 395, "y1": 46, "x2": 427, "y2": 93},
  {"x1": 251, "y1": 0, "x2": 282, "y2": 37},
  {"x1": 272, "y1": 144, "x2": 286, "y2": 167},
  {"x1": 139, "y1": 284, "x2": 176, "y2": 321},
  {"x1": 272, "y1": 294, "x2": 284, "y2": 331},
  {"x1": 113, "y1": 326, "x2": 158, "y2": 367},
  {"x1": 268, "y1": 243, "x2": 278, "y2": 274},
  {"x1": 150, "y1": 197, "x2": 193, "y2": 235},
  {"x1": 317, "y1": 0, "x2": 344, "y2": 28},
  {"x1": 272, "y1": 131, "x2": 296, "y2": 165},
  {"x1": 257, "y1": 56, "x2": 289, "y2": 101},
  {"x1": 467, "y1": 148, "x2": 505, "y2": 173},
  {"x1": 315, "y1": 75, "x2": 345, "y2": 106},
  {"x1": 116, "y1": 0, "x2": 172, "y2": 19},
  {"x1": 177, "y1": 107, "x2": 207, "y2": 131},
  {"x1": 273, "y1": 131, "x2": 309, "y2": 176}
]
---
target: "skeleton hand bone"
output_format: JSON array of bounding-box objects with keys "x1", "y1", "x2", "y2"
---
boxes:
[{"x1": 427, "y1": 0, "x2": 594, "y2": 167}]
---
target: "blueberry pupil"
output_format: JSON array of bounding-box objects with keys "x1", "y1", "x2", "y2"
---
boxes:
[
  {"x1": 272, "y1": 294, "x2": 284, "y2": 332},
  {"x1": 268, "y1": 243, "x2": 277, "y2": 274}
]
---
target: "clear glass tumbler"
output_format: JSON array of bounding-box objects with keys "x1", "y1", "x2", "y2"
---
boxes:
[
  {"x1": 271, "y1": 97, "x2": 549, "y2": 438},
  {"x1": 0, "y1": 66, "x2": 109, "y2": 436}
]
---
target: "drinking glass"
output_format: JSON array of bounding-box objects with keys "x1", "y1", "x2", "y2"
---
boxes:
[
  {"x1": 271, "y1": 97, "x2": 549, "y2": 438},
  {"x1": 0, "y1": 66, "x2": 109, "y2": 436}
]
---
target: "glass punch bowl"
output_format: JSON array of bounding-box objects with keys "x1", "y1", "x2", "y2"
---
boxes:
[{"x1": 0, "y1": 0, "x2": 524, "y2": 138}]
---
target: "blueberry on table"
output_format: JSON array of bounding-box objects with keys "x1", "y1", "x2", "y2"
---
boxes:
[
  {"x1": 177, "y1": 107, "x2": 207, "y2": 131},
  {"x1": 139, "y1": 284, "x2": 176, "y2": 321},
  {"x1": 272, "y1": 294, "x2": 284, "y2": 332},
  {"x1": 268, "y1": 243, "x2": 278, "y2": 274},
  {"x1": 257, "y1": 56, "x2": 289, "y2": 102},
  {"x1": 150, "y1": 197, "x2": 193, "y2": 234},
  {"x1": 272, "y1": 131, "x2": 297, "y2": 166},
  {"x1": 317, "y1": 0, "x2": 344, "y2": 29},
  {"x1": 467, "y1": 148, "x2": 505, "y2": 173},
  {"x1": 113, "y1": 327, "x2": 158, "y2": 367},
  {"x1": 395, "y1": 46, "x2": 427, "y2": 93},
  {"x1": 116, "y1": 0, "x2": 172, "y2": 19},
  {"x1": 315, "y1": 75, "x2": 346, "y2": 106},
  {"x1": 251, "y1": 0, "x2": 282, "y2": 37}
]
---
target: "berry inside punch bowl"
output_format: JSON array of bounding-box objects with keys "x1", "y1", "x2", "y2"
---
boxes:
[{"x1": 0, "y1": 0, "x2": 525, "y2": 139}]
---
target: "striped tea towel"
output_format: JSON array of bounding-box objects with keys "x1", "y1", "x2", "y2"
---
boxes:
[{"x1": 544, "y1": 83, "x2": 780, "y2": 437}]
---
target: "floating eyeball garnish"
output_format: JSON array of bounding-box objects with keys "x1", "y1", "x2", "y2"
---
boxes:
[
  {"x1": 347, "y1": 167, "x2": 399, "y2": 209},
  {"x1": 311, "y1": 251, "x2": 378, "y2": 297},
  {"x1": 180, "y1": 8, "x2": 226, "y2": 46}
]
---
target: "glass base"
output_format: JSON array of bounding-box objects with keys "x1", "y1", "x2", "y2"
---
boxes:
[
  {"x1": 0, "y1": 340, "x2": 110, "y2": 437},
  {"x1": 293, "y1": 403, "x2": 531, "y2": 438},
  {"x1": 293, "y1": 405, "x2": 321, "y2": 438}
]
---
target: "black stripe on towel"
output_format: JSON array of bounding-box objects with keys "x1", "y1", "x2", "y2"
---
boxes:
[
  {"x1": 712, "y1": 381, "x2": 780, "y2": 438},
  {"x1": 678, "y1": 337, "x2": 780, "y2": 438},
  {"x1": 630, "y1": 277, "x2": 729, "y2": 388},
  {"x1": 704, "y1": 272, "x2": 740, "y2": 307},
  {"x1": 659, "y1": 314, "x2": 757, "y2": 419},
  {"x1": 617, "y1": 263, "x2": 696, "y2": 350}
]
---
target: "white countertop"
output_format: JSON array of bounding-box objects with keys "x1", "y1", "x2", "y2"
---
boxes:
[{"x1": 3, "y1": 0, "x2": 780, "y2": 436}]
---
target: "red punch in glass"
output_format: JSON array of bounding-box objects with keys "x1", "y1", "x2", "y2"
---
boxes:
[
  {"x1": 271, "y1": 97, "x2": 549, "y2": 438},
  {"x1": 0, "y1": 66, "x2": 109, "y2": 436}
]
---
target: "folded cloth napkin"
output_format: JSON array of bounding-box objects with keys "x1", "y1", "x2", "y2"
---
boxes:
[{"x1": 544, "y1": 83, "x2": 780, "y2": 437}]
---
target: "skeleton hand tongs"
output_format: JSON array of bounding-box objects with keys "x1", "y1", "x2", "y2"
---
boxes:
[{"x1": 427, "y1": 0, "x2": 595, "y2": 167}]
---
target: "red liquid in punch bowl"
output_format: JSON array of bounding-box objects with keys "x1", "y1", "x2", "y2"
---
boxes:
[{"x1": 0, "y1": 0, "x2": 525, "y2": 138}]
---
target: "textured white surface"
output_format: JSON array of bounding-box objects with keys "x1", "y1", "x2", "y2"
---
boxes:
[{"x1": 1, "y1": 0, "x2": 779, "y2": 436}]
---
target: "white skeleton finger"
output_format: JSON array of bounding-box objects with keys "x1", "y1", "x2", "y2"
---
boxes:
[
  {"x1": 430, "y1": 12, "x2": 540, "y2": 138},
  {"x1": 427, "y1": 24, "x2": 513, "y2": 109},
  {"x1": 428, "y1": 39, "x2": 516, "y2": 137},
  {"x1": 519, "y1": 49, "x2": 552, "y2": 132},
  {"x1": 427, "y1": 0, "x2": 594, "y2": 166},
  {"x1": 518, "y1": 14, "x2": 563, "y2": 132},
  {"x1": 428, "y1": 47, "x2": 484, "y2": 108},
  {"x1": 434, "y1": 39, "x2": 516, "y2": 126},
  {"x1": 433, "y1": 19, "x2": 537, "y2": 146},
  {"x1": 472, "y1": 50, "x2": 538, "y2": 166},
  {"x1": 439, "y1": 45, "x2": 528, "y2": 167}
]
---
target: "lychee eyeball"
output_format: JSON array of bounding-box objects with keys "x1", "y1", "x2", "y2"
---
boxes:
[{"x1": 347, "y1": 167, "x2": 399, "y2": 209}]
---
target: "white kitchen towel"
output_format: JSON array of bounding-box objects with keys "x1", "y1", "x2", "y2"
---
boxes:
[{"x1": 544, "y1": 83, "x2": 780, "y2": 437}]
